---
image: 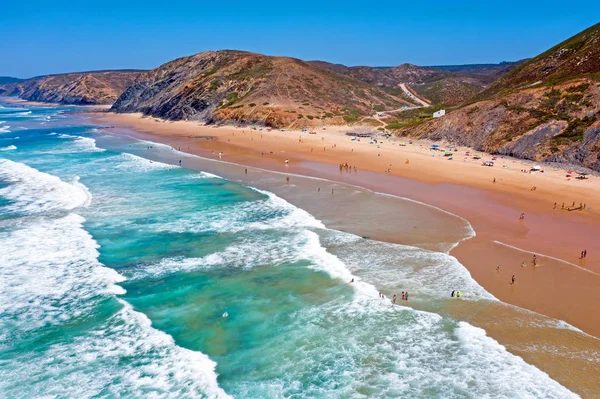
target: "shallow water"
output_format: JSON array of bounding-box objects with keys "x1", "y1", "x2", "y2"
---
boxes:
[{"x1": 0, "y1": 102, "x2": 581, "y2": 398}]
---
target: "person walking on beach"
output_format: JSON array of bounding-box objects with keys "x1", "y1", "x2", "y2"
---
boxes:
[
  {"x1": 318, "y1": 188, "x2": 320, "y2": 194},
  {"x1": 393, "y1": 295, "x2": 397, "y2": 304},
  {"x1": 553, "y1": 202, "x2": 557, "y2": 209},
  {"x1": 405, "y1": 292, "x2": 409, "y2": 301},
  {"x1": 451, "y1": 290, "x2": 455, "y2": 298},
  {"x1": 584, "y1": 249, "x2": 587, "y2": 258},
  {"x1": 510, "y1": 275, "x2": 516, "y2": 285},
  {"x1": 532, "y1": 255, "x2": 537, "y2": 266},
  {"x1": 496, "y1": 265, "x2": 501, "y2": 271},
  {"x1": 401, "y1": 292, "x2": 405, "y2": 300}
]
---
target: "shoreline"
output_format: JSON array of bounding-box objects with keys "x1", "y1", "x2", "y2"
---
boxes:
[
  {"x1": 5, "y1": 101, "x2": 598, "y2": 395},
  {"x1": 89, "y1": 111, "x2": 600, "y2": 340},
  {"x1": 83, "y1": 113, "x2": 600, "y2": 397}
]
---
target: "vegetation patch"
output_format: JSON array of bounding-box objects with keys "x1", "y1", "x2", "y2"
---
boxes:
[
  {"x1": 229, "y1": 60, "x2": 271, "y2": 80},
  {"x1": 554, "y1": 113, "x2": 597, "y2": 142},
  {"x1": 209, "y1": 79, "x2": 220, "y2": 91},
  {"x1": 343, "y1": 114, "x2": 359, "y2": 123},
  {"x1": 373, "y1": 104, "x2": 386, "y2": 112},
  {"x1": 566, "y1": 83, "x2": 590, "y2": 93},
  {"x1": 221, "y1": 91, "x2": 239, "y2": 108}
]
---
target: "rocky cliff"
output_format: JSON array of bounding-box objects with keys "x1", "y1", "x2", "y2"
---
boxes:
[
  {"x1": 398, "y1": 23, "x2": 600, "y2": 171},
  {"x1": 111, "y1": 50, "x2": 411, "y2": 128},
  {"x1": 0, "y1": 70, "x2": 143, "y2": 105}
]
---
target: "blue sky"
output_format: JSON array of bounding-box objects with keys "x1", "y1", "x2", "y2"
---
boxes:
[{"x1": 1, "y1": 0, "x2": 598, "y2": 78}]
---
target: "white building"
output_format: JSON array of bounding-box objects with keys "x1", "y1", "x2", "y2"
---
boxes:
[{"x1": 433, "y1": 109, "x2": 446, "y2": 118}]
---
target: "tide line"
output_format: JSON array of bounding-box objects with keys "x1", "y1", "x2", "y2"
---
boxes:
[{"x1": 492, "y1": 240, "x2": 600, "y2": 276}]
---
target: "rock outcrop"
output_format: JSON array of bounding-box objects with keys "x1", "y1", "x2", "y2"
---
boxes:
[
  {"x1": 112, "y1": 50, "x2": 411, "y2": 128},
  {"x1": 0, "y1": 70, "x2": 143, "y2": 105},
  {"x1": 398, "y1": 23, "x2": 600, "y2": 171}
]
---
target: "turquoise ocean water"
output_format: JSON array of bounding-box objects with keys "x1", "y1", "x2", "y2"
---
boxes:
[{"x1": 0, "y1": 103, "x2": 578, "y2": 398}]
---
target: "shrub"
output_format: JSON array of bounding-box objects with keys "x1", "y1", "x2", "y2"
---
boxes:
[
  {"x1": 249, "y1": 103, "x2": 256, "y2": 107},
  {"x1": 566, "y1": 83, "x2": 590, "y2": 93},
  {"x1": 209, "y1": 79, "x2": 219, "y2": 91},
  {"x1": 373, "y1": 104, "x2": 385, "y2": 112},
  {"x1": 220, "y1": 91, "x2": 240, "y2": 108}
]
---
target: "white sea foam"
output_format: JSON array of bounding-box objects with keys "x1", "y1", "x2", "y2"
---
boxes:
[
  {"x1": 118, "y1": 152, "x2": 179, "y2": 171},
  {"x1": 453, "y1": 322, "x2": 578, "y2": 398},
  {"x1": 231, "y1": 282, "x2": 577, "y2": 398},
  {"x1": 0, "y1": 300, "x2": 230, "y2": 399},
  {"x1": 153, "y1": 189, "x2": 324, "y2": 235},
  {"x1": 0, "y1": 160, "x2": 230, "y2": 398},
  {"x1": 189, "y1": 171, "x2": 223, "y2": 179},
  {"x1": 0, "y1": 125, "x2": 11, "y2": 133},
  {"x1": 323, "y1": 230, "x2": 495, "y2": 301},
  {"x1": 0, "y1": 214, "x2": 125, "y2": 337},
  {"x1": 0, "y1": 159, "x2": 92, "y2": 214},
  {"x1": 52, "y1": 134, "x2": 106, "y2": 153},
  {"x1": 0, "y1": 214, "x2": 229, "y2": 398},
  {"x1": 0, "y1": 145, "x2": 16, "y2": 151},
  {"x1": 12, "y1": 111, "x2": 32, "y2": 117}
]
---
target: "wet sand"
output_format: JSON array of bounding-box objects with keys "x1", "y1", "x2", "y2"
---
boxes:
[{"x1": 90, "y1": 112, "x2": 600, "y2": 396}]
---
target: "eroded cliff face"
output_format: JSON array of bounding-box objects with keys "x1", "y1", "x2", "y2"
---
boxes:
[
  {"x1": 111, "y1": 50, "x2": 410, "y2": 128},
  {"x1": 400, "y1": 80, "x2": 600, "y2": 170},
  {"x1": 0, "y1": 71, "x2": 142, "y2": 105}
]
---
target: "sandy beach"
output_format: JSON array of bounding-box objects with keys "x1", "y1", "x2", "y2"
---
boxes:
[{"x1": 91, "y1": 112, "x2": 600, "y2": 339}]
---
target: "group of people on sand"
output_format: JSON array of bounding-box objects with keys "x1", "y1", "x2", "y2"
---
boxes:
[
  {"x1": 555, "y1": 201, "x2": 587, "y2": 211},
  {"x1": 580, "y1": 249, "x2": 588, "y2": 259},
  {"x1": 339, "y1": 163, "x2": 357, "y2": 174},
  {"x1": 450, "y1": 290, "x2": 463, "y2": 298}
]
